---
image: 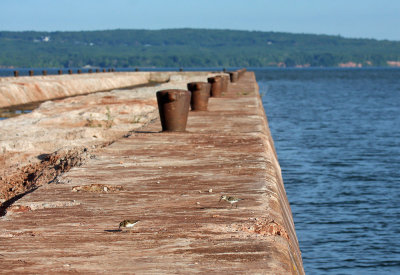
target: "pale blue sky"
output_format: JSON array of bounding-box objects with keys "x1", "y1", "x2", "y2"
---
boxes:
[{"x1": 1, "y1": 0, "x2": 399, "y2": 40}]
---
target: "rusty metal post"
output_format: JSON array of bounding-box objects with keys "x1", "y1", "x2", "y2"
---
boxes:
[
  {"x1": 29, "y1": 70, "x2": 34, "y2": 76},
  {"x1": 238, "y1": 68, "x2": 247, "y2": 78},
  {"x1": 58, "y1": 70, "x2": 63, "y2": 75},
  {"x1": 42, "y1": 70, "x2": 47, "y2": 76},
  {"x1": 187, "y1": 82, "x2": 211, "y2": 111},
  {"x1": 220, "y1": 75, "x2": 229, "y2": 94},
  {"x1": 96, "y1": 69, "x2": 100, "y2": 73},
  {"x1": 156, "y1": 89, "x2": 191, "y2": 132},
  {"x1": 135, "y1": 68, "x2": 139, "y2": 72},
  {"x1": 207, "y1": 76, "x2": 223, "y2": 97},
  {"x1": 68, "y1": 69, "x2": 73, "y2": 74},
  {"x1": 88, "y1": 69, "x2": 92, "y2": 73},
  {"x1": 77, "y1": 69, "x2": 82, "y2": 74},
  {"x1": 102, "y1": 69, "x2": 106, "y2": 72},
  {"x1": 14, "y1": 71, "x2": 19, "y2": 77},
  {"x1": 229, "y1": 71, "x2": 239, "y2": 82}
]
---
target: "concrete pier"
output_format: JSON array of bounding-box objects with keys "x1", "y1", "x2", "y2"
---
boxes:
[
  {"x1": 0, "y1": 72, "x2": 211, "y2": 108},
  {"x1": 0, "y1": 72, "x2": 304, "y2": 274}
]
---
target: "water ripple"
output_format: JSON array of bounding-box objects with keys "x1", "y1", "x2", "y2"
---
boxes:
[{"x1": 258, "y1": 68, "x2": 400, "y2": 274}]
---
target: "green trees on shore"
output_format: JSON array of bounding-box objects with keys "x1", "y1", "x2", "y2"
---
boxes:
[{"x1": 0, "y1": 29, "x2": 399, "y2": 68}]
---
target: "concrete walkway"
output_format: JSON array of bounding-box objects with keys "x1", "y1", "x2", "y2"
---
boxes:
[{"x1": 0, "y1": 73, "x2": 304, "y2": 274}]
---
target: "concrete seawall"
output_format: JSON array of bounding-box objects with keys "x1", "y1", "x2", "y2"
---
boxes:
[
  {"x1": 0, "y1": 72, "x2": 211, "y2": 108},
  {"x1": 0, "y1": 71, "x2": 304, "y2": 274}
]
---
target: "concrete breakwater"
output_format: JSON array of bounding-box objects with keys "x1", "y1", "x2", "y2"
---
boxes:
[
  {"x1": 0, "y1": 71, "x2": 211, "y2": 108},
  {"x1": 0, "y1": 71, "x2": 304, "y2": 274}
]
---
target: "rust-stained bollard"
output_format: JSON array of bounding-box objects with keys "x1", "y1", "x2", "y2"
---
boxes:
[
  {"x1": 220, "y1": 75, "x2": 229, "y2": 94},
  {"x1": 14, "y1": 71, "x2": 19, "y2": 77},
  {"x1": 58, "y1": 70, "x2": 63, "y2": 75},
  {"x1": 29, "y1": 70, "x2": 34, "y2": 76},
  {"x1": 68, "y1": 69, "x2": 73, "y2": 74},
  {"x1": 42, "y1": 70, "x2": 47, "y2": 76},
  {"x1": 156, "y1": 89, "x2": 191, "y2": 132},
  {"x1": 96, "y1": 69, "x2": 100, "y2": 73},
  {"x1": 187, "y1": 82, "x2": 211, "y2": 111},
  {"x1": 207, "y1": 76, "x2": 223, "y2": 97},
  {"x1": 135, "y1": 68, "x2": 139, "y2": 72},
  {"x1": 77, "y1": 69, "x2": 82, "y2": 74},
  {"x1": 88, "y1": 69, "x2": 92, "y2": 73},
  {"x1": 102, "y1": 69, "x2": 106, "y2": 72},
  {"x1": 229, "y1": 71, "x2": 239, "y2": 82},
  {"x1": 238, "y1": 68, "x2": 247, "y2": 78}
]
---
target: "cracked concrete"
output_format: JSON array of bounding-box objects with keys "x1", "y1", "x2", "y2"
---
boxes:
[{"x1": 0, "y1": 71, "x2": 304, "y2": 274}]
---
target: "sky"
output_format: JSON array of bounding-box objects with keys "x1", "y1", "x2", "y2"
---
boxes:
[{"x1": 1, "y1": 0, "x2": 400, "y2": 41}]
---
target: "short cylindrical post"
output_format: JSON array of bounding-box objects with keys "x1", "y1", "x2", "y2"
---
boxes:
[
  {"x1": 14, "y1": 71, "x2": 19, "y2": 77},
  {"x1": 68, "y1": 69, "x2": 73, "y2": 74},
  {"x1": 156, "y1": 89, "x2": 191, "y2": 132},
  {"x1": 135, "y1": 68, "x2": 139, "y2": 72},
  {"x1": 58, "y1": 69, "x2": 63, "y2": 75},
  {"x1": 88, "y1": 69, "x2": 92, "y2": 73},
  {"x1": 187, "y1": 82, "x2": 211, "y2": 111},
  {"x1": 77, "y1": 69, "x2": 82, "y2": 74},
  {"x1": 207, "y1": 76, "x2": 223, "y2": 97},
  {"x1": 29, "y1": 70, "x2": 34, "y2": 76},
  {"x1": 229, "y1": 71, "x2": 239, "y2": 82},
  {"x1": 238, "y1": 68, "x2": 247, "y2": 78},
  {"x1": 42, "y1": 70, "x2": 47, "y2": 76},
  {"x1": 220, "y1": 75, "x2": 229, "y2": 94},
  {"x1": 102, "y1": 69, "x2": 106, "y2": 72},
  {"x1": 96, "y1": 69, "x2": 100, "y2": 73}
]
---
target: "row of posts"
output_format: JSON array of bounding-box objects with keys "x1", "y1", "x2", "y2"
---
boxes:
[
  {"x1": 156, "y1": 68, "x2": 246, "y2": 132},
  {"x1": 13, "y1": 68, "x2": 116, "y2": 77}
]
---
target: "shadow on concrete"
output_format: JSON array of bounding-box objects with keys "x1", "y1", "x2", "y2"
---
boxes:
[{"x1": 0, "y1": 187, "x2": 39, "y2": 217}]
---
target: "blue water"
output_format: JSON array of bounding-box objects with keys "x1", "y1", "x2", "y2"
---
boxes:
[{"x1": 257, "y1": 68, "x2": 400, "y2": 274}]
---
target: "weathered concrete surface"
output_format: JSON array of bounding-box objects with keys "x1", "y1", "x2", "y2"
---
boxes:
[
  {"x1": 0, "y1": 72, "x2": 212, "y2": 108},
  {"x1": 0, "y1": 72, "x2": 304, "y2": 274},
  {"x1": 0, "y1": 72, "x2": 216, "y2": 202}
]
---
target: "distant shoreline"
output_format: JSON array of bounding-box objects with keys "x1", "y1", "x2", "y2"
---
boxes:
[{"x1": 1, "y1": 29, "x2": 399, "y2": 68}]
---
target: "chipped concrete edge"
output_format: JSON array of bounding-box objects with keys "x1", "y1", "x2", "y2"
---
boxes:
[{"x1": 252, "y1": 74, "x2": 305, "y2": 274}]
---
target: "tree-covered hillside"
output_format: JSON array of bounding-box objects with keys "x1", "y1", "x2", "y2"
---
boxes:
[{"x1": 0, "y1": 29, "x2": 399, "y2": 68}]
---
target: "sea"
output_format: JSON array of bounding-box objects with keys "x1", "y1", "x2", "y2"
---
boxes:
[
  {"x1": 1, "y1": 67, "x2": 400, "y2": 274},
  {"x1": 256, "y1": 68, "x2": 400, "y2": 274}
]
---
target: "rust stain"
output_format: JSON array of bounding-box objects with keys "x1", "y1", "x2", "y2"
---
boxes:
[
  {"x1": 71, "y1": 183, "x2": 123, "y2": 193},
  {"x1": 240, "y1": 218, "x2": 290, "y2": 240},
  {"x1": 7, "y1": 205, "x2": 32, "y2": 213}
]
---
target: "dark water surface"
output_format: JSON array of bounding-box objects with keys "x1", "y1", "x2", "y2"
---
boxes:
[{"x1": 257, "y1": 68, "x2": 400, "y2": 274}]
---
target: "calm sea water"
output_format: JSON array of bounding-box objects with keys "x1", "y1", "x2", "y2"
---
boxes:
[{"x1": 257, "y1": 68, "x2": 400, "y2": 274}]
